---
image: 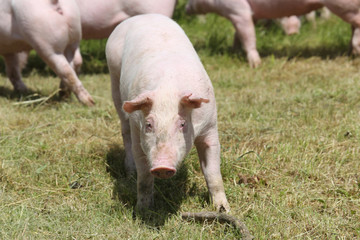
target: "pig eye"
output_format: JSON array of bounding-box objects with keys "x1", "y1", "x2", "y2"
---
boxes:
[
  {"x1": 145, "y1": 121, "x2": 153, "y2": 132},
  {"x1": 179, "y1": 120, "x2": 186, "y2": 130}
]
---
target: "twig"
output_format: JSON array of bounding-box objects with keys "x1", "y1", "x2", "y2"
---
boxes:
[
  {"x1": 12, "y1": 89, "x2": 60, "y2": 108},
  {"x1": 181, "y1": 211, "x2": 253, "y2": 240}
]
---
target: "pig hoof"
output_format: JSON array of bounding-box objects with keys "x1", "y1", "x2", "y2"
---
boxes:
[
  {"x1": 247, "y1": 51, "x2": 261, "y2": 68},
  {"x1": 150, "y1": 166, "x2": 176, "y2": 179},
  {"x1": 215, "y1": 200, "x2": 230, "y2": 213},
  {"x1": 77, "y1": 91, "x2": 95, "y2": 106},
  {"x1": 14, "y1": 84, "x2": 28, "y2": 94}
]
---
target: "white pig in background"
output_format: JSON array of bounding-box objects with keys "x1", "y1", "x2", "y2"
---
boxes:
[
  {"x1": 106, "y1": 14, "x2": 230, "y2": 212},
  {"x1": 0, "y1": 0, "x2": 94, "y2": 106},
  {"x1": 75, "y1": 0, "x2": 177, "y2": 39},
  {"x1": 279, "y1": 8, "x2": 332, "y2": 36},
  {"x1": 280, "y1": 16, "x2": 301, "y2": 35},
  {"x1": 186, "y1": 0, "x2": 360, "y2": 68},
  {"x1": 71, "y1": 0, "x2": 177, "y2": 71}
]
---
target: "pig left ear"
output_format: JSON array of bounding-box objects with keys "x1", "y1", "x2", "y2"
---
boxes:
[
  {"x1": 123, "y1": 93, "x2": 153, "y2": 113},
  {"x1": 180, "y1": 93, "x2": 209, "y2": 109}
]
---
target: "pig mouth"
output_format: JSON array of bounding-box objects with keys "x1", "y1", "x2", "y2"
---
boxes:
[{"x1": 150, "y1": 166, "x2": 177, "y2": 179}]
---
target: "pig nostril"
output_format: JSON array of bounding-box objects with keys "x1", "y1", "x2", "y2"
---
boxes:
[{"x1": 166, "y1": 171, "x2": 175, "y2": 176}]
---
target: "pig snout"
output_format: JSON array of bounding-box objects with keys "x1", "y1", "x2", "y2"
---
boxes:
[
  {"x1": 150, "y1": 145, "x2": 178, "y2": 178},
  {"x1": 150, "y1": 166, "x2": 177, "y2": 179}
]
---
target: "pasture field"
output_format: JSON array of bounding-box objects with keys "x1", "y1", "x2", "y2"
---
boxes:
[{"x1": 1, "y1": 3, "x2": 360, "y2": 239}]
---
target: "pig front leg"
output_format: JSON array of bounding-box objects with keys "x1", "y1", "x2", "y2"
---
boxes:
[
  {"x1": 4, "y1": 52, "x2": 28, "y2": 93},
  {"x1": 110, "y1": 72, "x2": 136, "y2": 175},
  {"x1": 121, "y1": 119, "x2": 136, "y2": 175},
  {"x1": 195, "y1": 130, "x2": 230, "y2": 213},
  {"x1": 130, "y1": 123, "x2": 154, "y2": 210},
  {"x1": 136, "y1": 163, "x2": 154, "y2": 211}
]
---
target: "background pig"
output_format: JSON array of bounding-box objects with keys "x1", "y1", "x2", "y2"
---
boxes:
[
  {"x1": 280, "y1": 16, "x2": 301, "y2": 35},
  {"x1": 106, "y1": 14, "x2": 230, "y2": 212},
  {"x1": 186, "y1": 0, "x2": 360, "y2": 67},
  {"x1": 279, "y1": 8, "x2": 331, "y2": 36},
  {"x1": 75, "y1": 0, "x2": 177, "y2": 39},
  {"x1": 71, "y1": 0, "x2": 177, "y2": 70},
  {"x1": 0, "y1": 0, "x2": 94, "y2": 106}
]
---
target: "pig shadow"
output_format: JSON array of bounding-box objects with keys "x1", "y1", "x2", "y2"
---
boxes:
[
  {"x1": 192, "y1": 20, "x2": 351, "y2": 61},
  {"x1": 197, "y1": 37, "x2": 350, "y2": 62},
  {"x1": 106, "y1": 144, "x2": 192, "y2": 228},
  {"x1": 259, "y1": 43, "x2": 350, "y2": 60},
  {"x1": 0, "y1": 85, "x2": 69, "y2": 107}
]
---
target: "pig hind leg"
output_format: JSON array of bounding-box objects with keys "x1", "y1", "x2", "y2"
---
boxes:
[
  {"x1": 58, "y1": 44, "x2": 84, "y2": 99},
  {"x1": 195, "y1": 131, "x2": 230, "y2": 213},
  {"x1": 226, "y1": 1, "x2": 261, "y2": 68},
  {"x1": 4, "y1": 52, "x2": 28, "y2": 93},
  {"x1": 36, "y1": 47, "x2": 94, "y2": 106}
]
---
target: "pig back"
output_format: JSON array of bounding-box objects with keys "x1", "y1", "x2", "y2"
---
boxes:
[{"x1": 118, "y1": 14, "x2": 214, "y2": 105}]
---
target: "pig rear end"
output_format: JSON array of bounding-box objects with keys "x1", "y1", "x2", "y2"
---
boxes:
[{"x1": 0, "y1": 0, "x2": 94, "y2": 106}]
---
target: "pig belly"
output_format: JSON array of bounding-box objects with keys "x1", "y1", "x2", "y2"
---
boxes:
[
  {"x1": 249, "y1": 0, "x2": 324, "y2": 19},
  {"x1": 0, "y1": 33, "x2": 32, "y2": 54}
]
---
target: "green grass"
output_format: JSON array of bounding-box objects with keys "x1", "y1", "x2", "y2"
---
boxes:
[{"x1": 1, "y1": 4, "x2": 360, "y2": 239}]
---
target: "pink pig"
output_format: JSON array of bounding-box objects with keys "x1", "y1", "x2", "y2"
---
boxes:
[
  {"x1": 75, "y1": 0, "x2": 177, "y2": 39},
  {"x1": 280, "y1": 16, "x2": 301, "y2": 35},
  {"x1": 0, "y1": 0, "x2": 94, "y2": 106},
  {"x1": 68, "y1": 0, "x2": 177, "y2": 73},
  {"x1": 106, "y1": 14, "x2": 230, "y2": 212},
  {"x1": 279, "y1": 8, "x2": 331, "y2": 36},
  {"x1": 186, "y1": 0, "x2": 360, "y2": 68}
]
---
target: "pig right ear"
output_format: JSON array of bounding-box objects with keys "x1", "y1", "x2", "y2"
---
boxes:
[{"x1": 123, "y1": 93, "x2": 153, "y2": 113}]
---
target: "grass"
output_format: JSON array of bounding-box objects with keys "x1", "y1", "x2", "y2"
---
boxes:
[{"x1": 1, "y1": 3, "x2": 360, "y2": 239}]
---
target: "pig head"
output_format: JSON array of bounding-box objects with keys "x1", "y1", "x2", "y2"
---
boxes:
[{"x1": 123, "y1": 90, "x2": 209, "y2": 179}]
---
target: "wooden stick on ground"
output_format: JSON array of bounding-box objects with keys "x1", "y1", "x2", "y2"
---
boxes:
[{"x1": 181, "y1": 211, "x2": 253, "y2": 240}]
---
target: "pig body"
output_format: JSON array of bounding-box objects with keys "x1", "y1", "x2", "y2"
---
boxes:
[
  {"x1": 69, "y1": 0, "x2": 177, "y2": 73},
  {"x1": 106, "y1": 14, "x2": 230, "y2": 212},
  {"x1": 0, "y1": 0, "x2": 94, "y2": 106},
  {"x1": 186, "y1": 0, "x2": 360, "y2": 67},
  {"x1": 75, "y1": 0, "x2": 177, "y2": 39}
]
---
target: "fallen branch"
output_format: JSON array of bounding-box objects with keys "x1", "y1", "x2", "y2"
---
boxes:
[{"x1": 181, "y1": 211, "x2": 253, "y2": 240}]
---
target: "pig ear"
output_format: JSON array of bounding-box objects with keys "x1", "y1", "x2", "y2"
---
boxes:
[
  {"x1": 123, "y1": 93, "x2": 153, "y2": 113},
  {"x1": 180, "y1": 93, "x2": 209, "y2": 109}
]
